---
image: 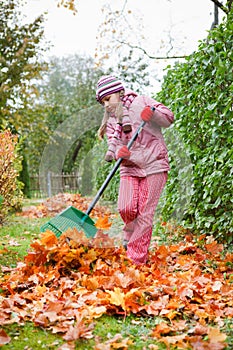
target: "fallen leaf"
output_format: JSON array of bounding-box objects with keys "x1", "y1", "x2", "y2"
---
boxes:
[
  {"x1": 40, "y1": 231, "x2": 58, "y2": 247},
  {"x1": 212, "y1": 281, "x2": 222, "y2": 292},
  {"x1": 63, "y1": 322, "x2": 94, "y2": 341},
  {"x1": 94, "y1": 333, "x2": 131, "y2": 350},
  {"x1": 0, "y1": 193, "x2": 232, "y2": 350},
  {"x1": 208, "y1": 327, "x2": 227, "y2": 342},
  {"x1": 8, "y1": 239, "x2": 21, "y2": 246},
  {"x1": 107, "y1": 287, "x2": 126, "y2": 309},
  {"x1": 205, "y1": 241, "x2": 223, "y2": 255},
  {"x1": 151, "y1": 322, "x2": 172, "y2": 337},
  {"x1": 57, "y1": 342, "x2": 76, "y2": 350},
  {"x1": 0, "y1": 329, "x2": 11, "y2": 346},
  {"x1": 95, "y1": 216, "x2": 112, "y2": 230}
]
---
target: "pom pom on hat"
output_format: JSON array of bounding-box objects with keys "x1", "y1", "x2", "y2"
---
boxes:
[{"x1": 96, "y1": 75, "x2": 124, "y2": 103}]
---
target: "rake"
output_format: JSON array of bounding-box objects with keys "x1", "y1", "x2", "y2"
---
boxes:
[{"x1": 40, "y1": 118, "x2": 149, "y2": 238}]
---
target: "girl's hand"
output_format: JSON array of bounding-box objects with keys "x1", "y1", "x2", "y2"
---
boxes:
[
  {"x1": 104, "y1": 150, "x2": 115, "y2": 162},
  {"x1": 116, "y1": 146, "x2": 131, "y2": 160},
  {"x1": 141, "y1": 106, "x2": 155, "y2": 121}
]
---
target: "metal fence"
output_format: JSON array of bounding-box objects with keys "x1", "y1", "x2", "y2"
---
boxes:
[{"x1": 29, "y1": 172, "x2": 80, "y2": 198}]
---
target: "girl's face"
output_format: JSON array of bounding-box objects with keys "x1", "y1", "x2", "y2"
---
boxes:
[{"x1": 101, "y1": 92, "x2": 121, "y2": 114}]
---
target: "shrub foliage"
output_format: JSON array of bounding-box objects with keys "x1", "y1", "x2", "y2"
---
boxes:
[
  {"x1": 93, "y1": 11, "x2": 233, "y2": 242},
  {"x1": 0, "y1": 130, "x2": 23, "y2": 224},
  {"x1": 157, "y1": 10, "x2": 233, "y2": 241}
]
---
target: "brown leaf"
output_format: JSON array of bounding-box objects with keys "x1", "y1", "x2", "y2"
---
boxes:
[
  {"x1": 189, "y1": 323, "x2": 208, "y2": 335},
  {"x1": 159, "y1": 334, "x2": 187, "y2": 347},
  {"x1": 208, "y1": 327, "x2": 227, "y2": 342},
  {"x1": 0, "y1": 329, "x2": 11, "y2": 346},
  {"x1": 57, "y1": 342, "x2": 76, "y2": 350},
  {"x1": 63, "y1": 322, "x2": 94, "y2": 341},
  {"x1": 94, "y1": 333, "x2": 131, "y2": 350},
  {"x1": 1, "y1": 196, "x2": 233, "y2": 350}
]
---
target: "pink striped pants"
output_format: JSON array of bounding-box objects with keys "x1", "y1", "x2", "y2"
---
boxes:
[{"x1": 118, "y1": 172, "x2": 167, "y2": 265}]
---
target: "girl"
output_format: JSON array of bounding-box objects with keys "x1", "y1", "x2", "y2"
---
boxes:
[{"x1": 96, "y1": 75, "x2": 174, "y2": 265}]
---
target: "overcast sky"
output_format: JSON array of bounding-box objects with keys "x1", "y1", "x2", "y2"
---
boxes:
[
  {"x1": 21, "y1": 0, "x2": 226, "y2": 92},
  {"x1": 21, "y1": 0, "x2": 225, "y2": 57}
]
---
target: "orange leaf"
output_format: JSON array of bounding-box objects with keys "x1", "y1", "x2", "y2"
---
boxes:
[
  {"x1": 61, "y1": 228, "x2": 89, "y2": 246},
  {"x1": 1, "y1": 192, "x2": 233, "y2": 350},
  {"x1": 205, "y1": 241, "x2": 223, "y2": 254},
  {"x1": 35, "y1": 285, "x2": 47, "y2": 296},
  {"x1": 40, "y1": 231, "x2": 58, "y2": 247},
  {"x1": 159, "y1": 334, "x2": 187, "y2": 346},
  {"x1": 95, "y1": 216, "x2": 112, "y2": 230},
  {"x1": 151, "y1": 322, "x2": 172, "y2": 337}
]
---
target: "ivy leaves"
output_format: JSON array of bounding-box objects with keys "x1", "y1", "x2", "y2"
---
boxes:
[{"x1": 157, "y1": 10, "x2": 233, "y2": 240}]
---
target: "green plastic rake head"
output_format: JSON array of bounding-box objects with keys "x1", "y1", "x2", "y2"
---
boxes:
[{"x1": 40, "y1": 206, "x2": 97, "y2": 238}]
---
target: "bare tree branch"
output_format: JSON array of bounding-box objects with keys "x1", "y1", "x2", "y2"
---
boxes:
[
  {"x1": 209, "y1": 0, "x2": 229, "y2": 13},
  {"x1": 116, "y1": 40, "x2": 188, "y2": 60}
]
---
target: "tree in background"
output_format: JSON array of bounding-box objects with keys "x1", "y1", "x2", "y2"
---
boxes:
[
  {"x1": 0, "y1": 0, "x2": 47, "y2": 132},
  {"x1": 95, "y1": 0, "x2": 230, "y2": 94},
  {"x1": 0, "y1": 0, "x2": 47, "y2": 196},
  {"x1": 95, "y1": 2, "x2": 151, "y2": 92},
  {"x1": 36, "y1": 55, "x2": 101, "y2": 126},
  {"x1": 27, "y1": 55, "x2": 104, "y2": 176}
]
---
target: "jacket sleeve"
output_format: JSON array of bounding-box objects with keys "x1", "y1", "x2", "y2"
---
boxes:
[
  {"x1": 153, "y1": 102, "x2": 174, "y2": 127},
  {"x1": 105, "y1": 123, "x2": 116, "y2": 152},
  {"x1": 105, "y1": 122, "x2": 123, "y2": 153},
  {"x1": 144, "y1": 97, "x2": 174, "y2": 128}
]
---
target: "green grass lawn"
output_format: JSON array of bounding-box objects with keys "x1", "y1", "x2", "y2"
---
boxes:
[
  {"x1": 0, "y1": 215, "x2": 48, "y2": 268},
  {"x1": 2, "y1": 315, "x2": 169, "y2": 350}
]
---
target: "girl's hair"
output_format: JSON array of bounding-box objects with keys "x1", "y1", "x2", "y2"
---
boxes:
[{"x1": 97, "y1": 91, "x2": 124, "y2": 139}]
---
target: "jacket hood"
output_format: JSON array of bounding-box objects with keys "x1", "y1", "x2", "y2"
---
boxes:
[{"x1": 123, "y1": 88, "x2": 138, "y2": 98}]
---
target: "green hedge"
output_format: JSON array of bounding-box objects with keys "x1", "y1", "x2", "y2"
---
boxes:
[{"x1": 157, "y1": 10, "x2": 233, "y2": 241}]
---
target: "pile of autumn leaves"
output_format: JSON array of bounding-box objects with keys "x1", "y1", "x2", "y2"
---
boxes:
[
  {"x1": 0, "y1": 195, "x2": 233, "y2": 349},
  {"x1": 19, "y1": 193, "x2": 112, "y2": 219}
]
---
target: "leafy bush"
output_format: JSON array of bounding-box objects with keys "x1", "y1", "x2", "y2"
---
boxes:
[
  {"x1": 157, "y1": 10, "x2": 233, "y2": 241},
  {"x1": 0, "y1": 130, "x2": 24, "y2": 224}
]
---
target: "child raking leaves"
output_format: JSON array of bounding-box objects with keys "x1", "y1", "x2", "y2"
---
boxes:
[{"x1": 96, "y1": 75, "x2": 174, "y2": 265}]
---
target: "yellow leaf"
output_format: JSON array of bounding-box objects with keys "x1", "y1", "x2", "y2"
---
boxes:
[
  {"x1": 35, "y1": 285, "x2": 47, "y2": 296},
  {"x1": 107, "y1": 287, "x2": 125, "y2": 309},
  {"x1": 87, "y1": 305, "x2": 107, "y2": 319}
]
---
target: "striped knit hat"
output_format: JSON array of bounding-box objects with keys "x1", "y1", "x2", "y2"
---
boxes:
[{"x1": 96, "y1": 75, "x2": 124, "y2": 103}]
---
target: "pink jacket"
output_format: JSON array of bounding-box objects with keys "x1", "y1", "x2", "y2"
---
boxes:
[{"x1": 105, "y1": 90, "x2": 174, "y2": 177}]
